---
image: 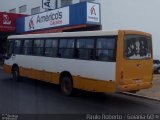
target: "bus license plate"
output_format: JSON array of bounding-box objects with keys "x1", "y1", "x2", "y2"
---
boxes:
[{"x1": 135, "y1": 80, "x2": 142, "y2": 84}]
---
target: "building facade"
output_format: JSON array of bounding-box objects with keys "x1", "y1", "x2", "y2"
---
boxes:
[
  {"x1": 0, "y1": 12, "x2": 25, "y2": 56},
  {"x1": 0, "y1": 0, "x2": 159, "y2": 58},
  {"x1": 0, "y1": 0, "x2": 96, "y2": 15},
  {"x1": 16, "y1": 2, "x2": 101, "y2": 34}
]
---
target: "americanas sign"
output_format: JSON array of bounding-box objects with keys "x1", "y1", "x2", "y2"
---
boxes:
[
  {"x1": 25, "y1": 7, "x2": 69, "y2": 32},
  {"x1": 87, "y1": 3, "x2": 100, "y2": 23}
]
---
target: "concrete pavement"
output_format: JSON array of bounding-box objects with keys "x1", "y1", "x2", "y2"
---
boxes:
[{"x1": 137, "y1": 75, "x2": 160, "y2": 99}]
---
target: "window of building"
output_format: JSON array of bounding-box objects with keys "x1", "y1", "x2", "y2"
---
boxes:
[
  {"x1": 96, "y1": 37, "x2": 116, "y2": 62},
  {"x1": 33, "y1": 40, "x2": 44, "y2": 56},
  {"x1": 19, "y1": 5, "x2": 27, "y2": 13},
  {"x1": 76, "y1": 38, "x2": 94, "y2": 60},
  {"x1": 14, "y1": 40, "x2": 22, "y2": 54},
  {"x1": 31, "y1": 7, "x2": 40, "y2": 15},
  {"x1": 9, "y1": 8, "x2": 16, "y2": 13},
  {"x1": 45, "y1": 39, "x2": 58, "y2": 57},
  {"x1": 22, "y1": 40, "x2": 33, "y2": 55},
  {"x1": 58, "y1": 38, "x2": 75, "y2": 58},
  {"x1": 61, "y1": 0, "x2": 72, "y2": 7}
]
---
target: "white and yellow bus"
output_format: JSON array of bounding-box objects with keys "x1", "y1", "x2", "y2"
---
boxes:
[{"x1": 4, "y1": 30, "x2": 153, "y2": 96}]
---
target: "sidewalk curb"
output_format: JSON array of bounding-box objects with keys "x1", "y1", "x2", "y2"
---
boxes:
[{"x1": 122, "y1": 92, "x2": 160, "y2": 102}]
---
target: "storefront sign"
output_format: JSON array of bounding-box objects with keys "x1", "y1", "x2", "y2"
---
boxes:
[
  {"x1": 87, "y1": 2, "x2": 100, "y2": 23},
  {"x1": 17, "y1": 2, "x2": 101, "y2": 33},
  {"x1": 25, "y1": 7, "x2": 69, "y2": 32},
  {"x1": 0, "y1": 12, "x2": 24, "y2": 32}
]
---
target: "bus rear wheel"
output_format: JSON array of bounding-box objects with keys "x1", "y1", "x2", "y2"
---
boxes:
[
  {"x1": 12, "y1": 66, "x2": 20, "y2": 81},
  {"x1": 60, "y1": 75, "x2": 73, "y2": 96}
]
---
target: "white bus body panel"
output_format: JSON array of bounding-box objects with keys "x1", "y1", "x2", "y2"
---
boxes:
[{"x1": 5, "y1": 55, "x2": 116, "y2": 81}]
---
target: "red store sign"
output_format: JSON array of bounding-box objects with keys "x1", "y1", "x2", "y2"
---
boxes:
[{"x1": 0, "y1": 12, "x2": 24, "y2": 32}]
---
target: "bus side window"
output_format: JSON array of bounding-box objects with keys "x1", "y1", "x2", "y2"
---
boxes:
[
  {"x1": 76, "y1": 38, "x2": 94, "y2": 60},
  {"x1": 14, "y1": 40, "x2": 21, "y2": 54},
  {"x1": 74, "y1": 48, "x2": 80, "y2": 58},
  {"x1": 7, "y1": 41, "x2": 14, "y2": 55},
  {"x1": 59, "y1": 39, "x2": 75, "y2": 59},
  {"x1": 33, "y1": 39, "x2": 44, "y2": 56},
  {"x1": 45, "y1": 39, "x2": 58, "y2": 57},
  {"x1": 96, "y1": 37, "x2": 116, "y2": 62},
  {"x1": 22, "y1": 40, "x2": 33, "y2": 55}
]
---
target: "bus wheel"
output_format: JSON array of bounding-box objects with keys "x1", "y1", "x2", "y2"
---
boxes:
[
  {"x1": 60, "y1": 75, "x2": 73, "y2": 96},
  {"x1": 12, "y1": 66, "x2": 19, "y2": 81}
]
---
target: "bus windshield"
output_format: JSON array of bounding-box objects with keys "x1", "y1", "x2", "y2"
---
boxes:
[{"x1": 124, "y1": 35, "x2": 152, "y2": 60}]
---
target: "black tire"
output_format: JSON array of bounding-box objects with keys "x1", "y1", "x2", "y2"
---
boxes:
[
  {"x1": 12, "y1": 66, "x2": 20, "y2": 81},
  {"x1": 60, "y1": 75, "x2": 73, "y2": 96}
]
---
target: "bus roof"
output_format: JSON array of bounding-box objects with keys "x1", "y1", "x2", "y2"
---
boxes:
[{"x1": 8, "y1": 30, "x2": 119, "y2": 39}]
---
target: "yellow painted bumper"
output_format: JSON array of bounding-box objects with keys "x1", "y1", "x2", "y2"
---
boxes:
[{"x1": 117, "y1": 82, "x2": 153, "y2": 92}]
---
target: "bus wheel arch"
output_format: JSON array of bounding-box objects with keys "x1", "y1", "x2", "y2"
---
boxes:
[
  {"x1": 59, "y1": 71, "x2": 73, "y2": 96},
  {"x1": 12, "y1": 64, "x2": 20, "y2": 81}
]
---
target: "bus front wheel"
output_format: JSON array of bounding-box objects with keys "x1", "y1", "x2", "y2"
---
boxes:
[
  {"x1": 12, "y1": 66, "x2": 20, "y2": 81},
  {"x1": 60, "y1": 75, "x2": 73, "y2": 96}
]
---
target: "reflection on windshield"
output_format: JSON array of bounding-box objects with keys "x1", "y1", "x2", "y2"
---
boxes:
[{"x1": 124, "y1": 35, "x2": 152, "y2": 59}]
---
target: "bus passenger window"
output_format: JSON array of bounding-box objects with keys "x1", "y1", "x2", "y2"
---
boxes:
[
  {"x1": 76, "y1": 38, "x2": 94, "y2": 60},
  {"x1": 33, "y1": 40, "x2": 44, "y2": 56},
  {"x1": 96, "y1": 37, "x2": 116, "y2": 62},
  {"x1": 59, "y1": 39, "x2": 75, "y2": 59},
  {"x1": 7, "y1": 41, "x2": 14, "y2": 55},
  {"x1": 74, "y1": 48, "x2": 79, "y2": 58},
  {"x1": 14, "y1": 40, "x2": 21, "y2": 54},
  {"x1": 22, "y1": 40, "x2": 33, "y2": 55},
  {"x1": 45, "y1": 39, "x2": 58, "y2": 57}
]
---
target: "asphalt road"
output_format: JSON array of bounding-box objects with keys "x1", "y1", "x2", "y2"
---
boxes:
[{"x1": 0, "y1": 69, "x2": 160, "y2": 115}]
